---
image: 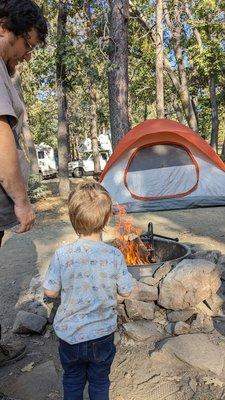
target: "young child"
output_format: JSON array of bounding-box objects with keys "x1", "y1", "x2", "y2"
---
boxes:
[{"x1": 43, "y1": 180, "x2": 133, "y2": 400}]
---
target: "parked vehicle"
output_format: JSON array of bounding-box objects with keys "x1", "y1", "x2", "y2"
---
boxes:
[
  {"x1": 35, "y1": 143, "x2": 58, "y2": 179},
  {"x1": 68, "y1": 150, "x2": 110, "y2": 178}
]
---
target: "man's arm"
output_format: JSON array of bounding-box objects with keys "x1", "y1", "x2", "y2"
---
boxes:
[{"x1": 0, "y1": 116, "x2": 35, "y2": 233}]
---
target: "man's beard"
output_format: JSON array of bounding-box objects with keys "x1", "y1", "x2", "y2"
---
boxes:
[
  {"x1": 6, "y1": 61, "x2": 16, "y2": 77},
  {"x1": 0, "y1": 34, "x2": 17, "y2": 76}
]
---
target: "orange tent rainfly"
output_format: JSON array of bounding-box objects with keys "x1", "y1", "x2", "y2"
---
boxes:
[{"x1": 100, "y1": 119, "x2": 225, "y2": 212}]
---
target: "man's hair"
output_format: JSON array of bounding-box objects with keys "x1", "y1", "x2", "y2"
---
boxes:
[
  {"x1": 0, "y1": 0, "x2": 48, "y2": 44},
  {"x1": 68, "y1": 181, "x2": 112, "y2": 236}
]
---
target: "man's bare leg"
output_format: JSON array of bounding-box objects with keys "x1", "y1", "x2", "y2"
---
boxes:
[
  {"x1": 0, "y1": 231, "x2": 4, "y2": 246},
  {"x1": 0, "y1": 231, "x2": 26, "y2": 368}
]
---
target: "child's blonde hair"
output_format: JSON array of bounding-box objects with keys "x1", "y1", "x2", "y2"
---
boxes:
[{"x1": 68, "y1": 180, "x2": 112, "y2": 235}]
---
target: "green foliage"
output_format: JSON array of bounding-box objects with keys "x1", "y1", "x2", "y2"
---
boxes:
[
  {"x1": 28, "y1": 174, "x2": 49, "y2": 202},
  {"x1": 20, "y1": 0, "x2": 225, "y2": 152}
]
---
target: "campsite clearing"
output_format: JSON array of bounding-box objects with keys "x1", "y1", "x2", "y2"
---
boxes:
[{"x1": 0, "y1": 196, "x2": 225, "y2": 399}]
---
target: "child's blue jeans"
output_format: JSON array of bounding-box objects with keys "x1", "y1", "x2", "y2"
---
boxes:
[{"x1": 59, "y1": 333, "x2": 116, "y2": 400}]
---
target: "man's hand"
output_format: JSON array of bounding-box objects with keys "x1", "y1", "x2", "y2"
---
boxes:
[{"x1": 14, "y1": 201, "x2": 36, "y2": 233}]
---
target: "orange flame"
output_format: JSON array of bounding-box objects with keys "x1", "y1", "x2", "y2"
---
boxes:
[{"x1": 114, "y1": 205, "x2": 149, "y2": 265}]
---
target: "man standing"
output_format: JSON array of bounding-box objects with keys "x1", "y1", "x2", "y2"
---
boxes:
[{"x1": 0, "y1": 0, "x2": 48, "y2": 395}]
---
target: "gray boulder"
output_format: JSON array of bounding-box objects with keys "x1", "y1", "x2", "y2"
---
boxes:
[
  {"x1": 153, "y1": 261, "x2": 172, "y2": 282},
  {"x1": 123, "y1": 320, "x2": 163, "y2": 341},
  {"x1": 158, "y1": 333, "x2": 225, "y2": 376},
  {"x1": 158, "y1": 259, "x2": 221, "y2": 310},
  {"x1": 174, "y1": 321, "x2": 190, "y2": 335},
  {"x1": 124, "y1": 299, "x2": 155, "y2": 320},
  {"x1": 129, "y1": 279, "x2": 158, "y2": 302},
  {"x1": 188, "y1": 250, "x2": 221, "y2": 264},
  {"x1": 13, "y1": 311, "x2": 47, "y2": 334}
]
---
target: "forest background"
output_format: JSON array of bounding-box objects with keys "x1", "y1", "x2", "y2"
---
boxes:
[{"x1": 18, "y1": 0, "x2": 225, "y2": 196}]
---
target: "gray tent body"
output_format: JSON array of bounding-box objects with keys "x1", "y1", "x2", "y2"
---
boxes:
[{"x1": 101, "y1": 120, "x2": 225, "y2": 212}]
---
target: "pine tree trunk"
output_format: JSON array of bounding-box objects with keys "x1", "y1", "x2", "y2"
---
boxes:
[
  {"x1": 209, "y1": 75, "x2": 219, "y2": 152},
  {"x1": 129, "y1": 0, "x2": 198, "y2": 132},
  {"x1": 108, "y1": 0, "x2": 130, "y2": 149},
  {"x1": 222, "y1": 140, "x2": 225, "y2": 159},
  {"x1": 164, "y1": 0, "x2": 198, "y2": 131},
  {"x1": 84, "y1": 0, "x2": 101, "y2": 175},
  {"x1": 172, "y1": 95, "x2": 185, "y2": 124},
  {"x1": 156, "y1": 0, "x2": 164, "y2": 118},
  {"x1": 57, "y1": 0, "x2": 70, "y2": 198},
  {"x1": 90, "y1": 82, "x2": 101, "y2": 175},
  {"x1": 12, "y1": 72, "x2": 39, "y2": 175}
]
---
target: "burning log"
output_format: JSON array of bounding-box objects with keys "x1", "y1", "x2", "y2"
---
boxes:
[
  {"x1": 113, "y1": 233, "x2": 150, "y2": 266},
  {"x1": 112, "y1": 205, "x2": 154, "y2": 265}
]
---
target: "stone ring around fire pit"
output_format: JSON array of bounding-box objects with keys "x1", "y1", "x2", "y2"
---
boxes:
[{"x1": 127, "y1": 236, "x2": 191, "y2": 281}]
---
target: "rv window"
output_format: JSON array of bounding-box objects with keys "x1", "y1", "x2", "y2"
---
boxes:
[
  {"x1": 101, "y1": 152, "x2": 108, "y2": 161},
  {"x1": 38, "y1": 151, "x2": 45, "y2": 159}
]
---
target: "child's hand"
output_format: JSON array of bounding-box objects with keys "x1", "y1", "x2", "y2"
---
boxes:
[{"x1": 44, "y1": 289, "x2": 59, "y2": 298}]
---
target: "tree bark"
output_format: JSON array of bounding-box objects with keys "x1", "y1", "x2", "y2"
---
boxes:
[
  {"x1": 163, "y1": 0, "x2": 198, "y2": 131},
  {"x1": 108, "y1": 0, "x2": 130, "y2": 149},
  {"x1": 172, "y1": 95, "x2": 185, "y2": 124},
  {"x1": 130, "y1": 0, "x2": 198, "y2": 131},
  {"x1": 156, "y1": 0, "x2": 164, "y2": 118},
  {"x1": 209, "y1": 75, "x2": 219, "y2": 152},
  {"x1": 57, "y1": 0, "x2": 70, "y2": 198},
  {"x1": 85, "y1": 0, "x2": 101, "y2": 174},
  {"x1": 90, "y1": 82, "x2": 101, "y2": 175},
  {"x1": 12, "y1": 72, "x2": 39, "y2": 175},
  {"x1": 222, "y1": 140, "x2": 225, "y2": 159}
]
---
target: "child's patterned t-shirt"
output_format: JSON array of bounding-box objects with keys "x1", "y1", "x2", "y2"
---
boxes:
[{"x1": 44, "y1": 239, "x2": 133, "y2": 344}]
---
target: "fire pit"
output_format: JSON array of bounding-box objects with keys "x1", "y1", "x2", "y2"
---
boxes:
[
  {"x1": 140, "y1": 233, "x2": 190, "y2": 266},
  {"x1": 127, "y1": 235, "x2": 191, "y2": 280},
  {"x1": 112, "y1": 212, "x2": 191, "y2": 278}
]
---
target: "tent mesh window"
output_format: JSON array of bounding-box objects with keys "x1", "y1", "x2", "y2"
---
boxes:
[{"x1": 125, "y1": 144, "x2": 199, "y2": 200}]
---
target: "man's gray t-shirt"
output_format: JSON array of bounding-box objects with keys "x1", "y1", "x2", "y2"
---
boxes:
[{"x1": 0, "y1": 58, "x2": 29, "y2": 230}]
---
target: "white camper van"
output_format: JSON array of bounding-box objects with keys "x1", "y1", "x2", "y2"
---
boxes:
[
  {"x1": 35, "y1": 143, "x2": 58, "y2": 179},
  {"x1": 68, "y1": 150, "x2": 110, "y2": 178}
]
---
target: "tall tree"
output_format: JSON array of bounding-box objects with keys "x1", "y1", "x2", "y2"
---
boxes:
[
  {"x1": 12, "y1": 72, "x2": 39, "y2": 176},
  {"x1": 129, "y1": 1, "x2": 198, "y2": 131},
  {"x1": 156, "y1": 0, "x2": 164, "y2": 118},
  {"x1": 85, "y1": 0, "x2": 101, "y2": 175},
  {"x1": 57, "y1": 0, "x2": 70, "y2": 198},
  {"x1": 108, "y1": 0, "x2": 130, "y2": 148},
  {"x1": 163, "y1": 0, "x2": 198, "y2": 131}
]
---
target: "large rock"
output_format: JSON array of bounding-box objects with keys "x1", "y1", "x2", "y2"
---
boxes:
[
  {"x1": 205, "y1": 293, "x2": 224, "y2": 314},
  {"x1": 153, "y1": 261, "x2": 172, "y2": 281},
  {"x1": 123, "y1": 320, "x2": 163, "y2": 341},
  {"x1": 13, "y1": 311, "x2": 47, "y2": 334},
  {"x1": 167, "y1": 309, "x2": 195, "y2": 322},
  {"x1": 129, "y1": 279, "x2": 158, "y2": 302},
  {"x1": 189, "y1": 250, "x2": 221, "y2": 264},
  {"x1": 173, "y1": 321, "x2": 190, "y2": 335},
  {"x1": 124, "y1": 299, "x2": 155, "y2": 320},
  {"x1": 158, "y1": 333, "x2": 225, "y2": 376},
  {"x1": 117, "y1": 304, "x2": 129, "y2": 322},
  {"x1": 190, "y1": 314, "x2": 214, "y2": 333},
  {"x1": 217, "y1": 255, "x2": 225, "y2": 280},
  {"x1": 139, "y1": 276, "x2": 159, "y2": 286},
  {"x1": 158, "y1": 259, "x2": 221, "y2": 310}
]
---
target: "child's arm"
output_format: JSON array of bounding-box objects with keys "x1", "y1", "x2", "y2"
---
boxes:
[
  {"x1": 43, "y1": 250, "x2": 62, "y2": 298},
  {"x1": 116, "y1": 251, "x2": 133, "y2": 297},
  {"x1": 118, "y1": 291, "x2": 131, "y2": 297},
  {"x1": 44, "y1": 289, "x2": 59, "y2": 298}
]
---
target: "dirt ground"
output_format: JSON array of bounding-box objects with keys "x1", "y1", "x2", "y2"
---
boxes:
[{"x1": 1, "y1": 191, "x2": 225, "y2": 400}]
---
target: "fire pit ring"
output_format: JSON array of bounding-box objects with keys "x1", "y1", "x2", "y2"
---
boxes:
[{"x1": 127, "y1": 236, "x2": 191, "y2": 280}]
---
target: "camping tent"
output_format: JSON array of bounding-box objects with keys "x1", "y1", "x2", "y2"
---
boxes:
[{"x1": 100, "y1": 119, "x2": 225, "y2": 212}]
